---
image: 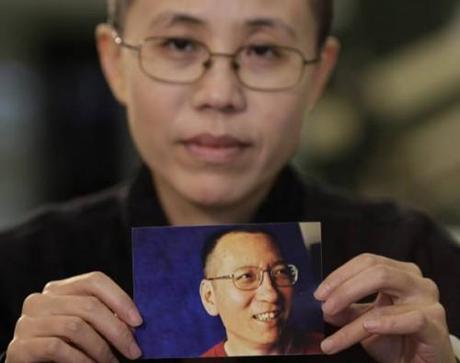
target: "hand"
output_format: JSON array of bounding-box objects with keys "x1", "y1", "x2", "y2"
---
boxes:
[
  {"x1": 5, "y1": 272, "x2": 143, "y2": 363},
  {"x1": 314, "y1": 254, "x2": 456, "y2": 363}
]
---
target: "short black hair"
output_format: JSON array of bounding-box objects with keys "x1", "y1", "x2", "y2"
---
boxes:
[
  {"x1": 311, "y1": 0, "x2": 334, "y2": 47},
  {"x1": 107, "y1": 0, "x2": 130, "y2": 32},
  {"x1": 107, "y1": 0, "x2": 333, "y2": 47},
  {"x1": 201, "y1": 227, "x2": 281, "y2": 276}
]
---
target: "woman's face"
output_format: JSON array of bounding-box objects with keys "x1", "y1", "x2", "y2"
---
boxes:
[{"x1": 100, "y1": 0, "x2": 336, "y2": 213}]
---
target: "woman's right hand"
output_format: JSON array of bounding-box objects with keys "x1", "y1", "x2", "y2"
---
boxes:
[{"x1": 5, "y1": 272, "x2": 143, "y2": 363}]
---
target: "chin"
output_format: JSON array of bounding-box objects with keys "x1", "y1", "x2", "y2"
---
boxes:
[
  {"x1": 184, "y1": 170, "x2": 263, "y2": 207},
  {"x1": 185, "y1": 181, "x2": 246, "y2": 208}
]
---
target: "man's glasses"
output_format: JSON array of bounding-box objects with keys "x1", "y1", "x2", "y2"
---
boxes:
[
  {"x1": 112, "y1": 31, "x2": 320, "y2": 91},
  {"x1": 206, "y1": 263, "x2": 299, "y2": 291}
]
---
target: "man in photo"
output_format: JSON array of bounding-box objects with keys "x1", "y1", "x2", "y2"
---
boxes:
[{"x1": 200, "y1": 228, "x2": 326, "y2": 357}]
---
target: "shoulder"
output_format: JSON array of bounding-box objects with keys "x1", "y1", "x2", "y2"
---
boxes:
[
  {"x1": 201, "y1": 340, "x2": 226, "y2": 357},
  {"x1": 303, "y1": 171, "x2": 459, "y2": 254},
  {"x1": 295, "y1": 169, "x2": 455, "y2": 241},
  {"x1": 0, "y1": 182, "x2": 129, "y2": 244},
  {"x1": 298, "y1": 170, "x2": 413, "y2": 221},
  {"x1": 289, "y1": 330, "x2": 324, "y2": 355},
  {"x1": 0, "y1": 182, "x2": 132, "y2": 288}
]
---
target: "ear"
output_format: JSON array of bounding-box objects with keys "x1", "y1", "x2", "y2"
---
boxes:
[
  {"x1": 199, "y1": 280, "x2": 219, "y2": 316},
  {"x1": 305, "y1": 36, "x2": 341, "y2": 112},
  {"x1": 95, "y1": 24, "x2": 128, "y2": 105}
]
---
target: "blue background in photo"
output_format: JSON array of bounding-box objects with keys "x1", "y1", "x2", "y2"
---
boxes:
[{"x1": 132, "y1": 223, "x2": 323, "y2": 359}]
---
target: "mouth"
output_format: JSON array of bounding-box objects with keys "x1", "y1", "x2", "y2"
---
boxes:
[
  {"x1": 180, "y1": 133, "x2": 251, "y2": 164},
  {"x1": 253, "y1": 310, "x2": 281, "y2": 322}
]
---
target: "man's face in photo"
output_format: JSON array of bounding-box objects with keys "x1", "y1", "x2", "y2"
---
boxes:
[
  {"x1": 202, "y1": 232, "x2": 294, "y2": 352},
  {"x1": 98, "y1": 0, "x2": 337, "y2": 211}
]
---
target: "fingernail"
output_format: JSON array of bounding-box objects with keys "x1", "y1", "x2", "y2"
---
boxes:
[
  {"x1": 321, "y1": 338, "x2": 335, "y2": 354},
  {"x1": 363, "y1": 319, "x2": 380, "y2": 331},
  {"x1": 129, "y1": 342, "x2": 142, "y2": 359},
  {"x1": 128, "y1": 309, "x2": 143, "y2": 326},
  {"x1": 314, "y1": 283, "x2": 330, "y2": 300}
]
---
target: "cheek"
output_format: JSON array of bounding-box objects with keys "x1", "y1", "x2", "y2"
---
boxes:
[
  {"x1": 125, "y1": 74, "x2": 187, "y2": 156},
  {"x1": 129, "y1": 79, "x2": 172, "y2": 129},
  {"x1": 218, "y1": 289, "x2": 253, "y2": 316},
  {"x1": 254, "y1": 93, "x2": 307, "y2": 156},
  {"x1": 282, "y1": 288, "x2": 294, "y2": 307}
]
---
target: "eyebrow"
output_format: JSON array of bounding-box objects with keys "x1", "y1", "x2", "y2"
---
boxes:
[
  {"x1": 235, "y1": 260, "x2": 288, "y2": 270},
  {"x1": 245, "y1": 18, "x2": 298, "y2": 41},
  {"x1": 148, "y1": 13, "x2": 297, "y2": 40},
  {"x1": 148, "y1": 12, "x2": 205, "y2": 31}
]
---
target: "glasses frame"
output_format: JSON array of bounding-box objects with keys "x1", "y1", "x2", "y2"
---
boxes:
[
  {"x1": 206, "y1": 263, "x2": 299, "y2": 291},
  {"x1": 111, "y1": 29, "x2": 320, "y2": 92}
]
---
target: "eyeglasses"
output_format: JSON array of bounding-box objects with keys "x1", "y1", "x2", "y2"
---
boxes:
[
  {"x1": 206, "y1": 263, "x2": 299, "y2": 291},
  {"x1": 112, "y1": 31, "x2": 320, "y2": 91}
]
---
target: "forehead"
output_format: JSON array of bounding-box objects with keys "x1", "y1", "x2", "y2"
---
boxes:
[
  {"x1": 211, "y1": 232, "x2": 283, "y2": 272},
  {"x1": 125, "y1": 0, "x2": 315, "y2": 41}
]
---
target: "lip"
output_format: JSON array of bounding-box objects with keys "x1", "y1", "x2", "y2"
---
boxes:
[{"x1": 180, "y1": 133, "x2": 251, "y2": 164}]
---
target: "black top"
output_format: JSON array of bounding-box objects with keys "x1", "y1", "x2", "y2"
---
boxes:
[{"x1": 1, "y1": 166, "x2": 459, "y2": 363}]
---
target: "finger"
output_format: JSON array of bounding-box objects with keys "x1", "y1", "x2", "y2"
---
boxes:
[
  {"x1": 321, "y1": 265, "x2": 438, "y2": 315},
  {"x1": 324, "y1": 294, "x2": 393, "y2": 327},
  {"x1": 363, "y1": 303, "x2": 448, "y2": 341},
  {"x1": 43, "y1": 272, "x2": 142, "y2": 327},
  {"x1": 323, "y1": 303, "x2": 373, "y2": 327},
  {"x1": 7, "y1": 337, "x2": 94, "y2": 363},
  {"x1": 15, "y1": 315, "x2": 119, "y2": 363},
  {"x1": 321, "y1": 303, "x2": 436, "y2": 355},
  {"x1": 374, "y1": 292, "x2": 393, "y2": 307},
  {"x1": 22, "y1": 293, "x2": 142, "y2": 360},
  {"x1": 315, "y1": 254, "x2": 423, "y2": 300}
]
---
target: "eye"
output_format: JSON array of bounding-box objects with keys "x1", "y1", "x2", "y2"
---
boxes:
[
  {"x1": 160, "y1": 37, "x2": 199, "y2": 53},
  {"x1": 273, "y1": 267, "x2": 287, "y2": 276},
  {"x1": 272, "y1": 264, "x2": 292, "y2": 278},
  {"x1": 245, "y1": 44, "x2": 282, "y2": 59},
  {"x1": 235, "y1": 270, "x2": 256, "y2": 282}
]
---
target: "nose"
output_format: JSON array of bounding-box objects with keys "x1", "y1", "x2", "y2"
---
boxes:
[
  {"x1": 191, "y1": 56, "x2": 246, "y2": 113},
  {"x1": 256, "y1": 270, "x2": 280, "y2": 302}
]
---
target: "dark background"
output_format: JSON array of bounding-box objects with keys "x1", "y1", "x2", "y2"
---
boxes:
[{"x1": 0, "y1": 1, "x2": 459, "y2": 241}]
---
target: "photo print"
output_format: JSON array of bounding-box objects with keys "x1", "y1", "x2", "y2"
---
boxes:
[{"x1": 132, "y1": 222, "x2": 323, "y2": 359}]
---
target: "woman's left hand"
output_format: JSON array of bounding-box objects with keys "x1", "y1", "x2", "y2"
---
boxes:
[{"x1": 315, "y1": 253, "x2": 456, "y2": 363}]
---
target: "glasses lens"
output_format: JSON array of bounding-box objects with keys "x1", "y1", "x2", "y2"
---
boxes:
[
  {"x1": 233, "y1": 267, "x2": 260, "y2": 290},
  {"x1": 140, "y1": 37, "x2": 207, "y2": 83},
  {"x1": 271, "y1": 263, "x2": 298, "y2": 287},
  {"x1": 237, "y1": 45, "x2": 304, "y2": 90}
]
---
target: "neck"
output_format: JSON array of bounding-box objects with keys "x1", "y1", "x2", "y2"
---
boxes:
[
  {"x1": 224, "y1": 333, "x2": 292, "y2": 356},
  {"x1": 152, "y1": 174, "x2": 274, "y2": 226}
]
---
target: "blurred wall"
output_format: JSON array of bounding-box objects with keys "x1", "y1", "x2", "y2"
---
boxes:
[
  {"x1": 296, "y1": 0, "x2": 460, "y2": 237},
  {"x1": 0, "y1": 1, "x2": 459, "y2": 239},
  {"x1": 0, "y1": 1, "x2": 134, "y2": 228}
]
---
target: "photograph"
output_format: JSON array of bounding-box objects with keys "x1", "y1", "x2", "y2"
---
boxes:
[{"x1": 132, "y1": 222, "x2": 323, "y2": 359}]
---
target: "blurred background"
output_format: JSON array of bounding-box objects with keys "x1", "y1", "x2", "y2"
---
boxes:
[{"x1": 0, "y1": 1, "x2": 459, "y2": 241}]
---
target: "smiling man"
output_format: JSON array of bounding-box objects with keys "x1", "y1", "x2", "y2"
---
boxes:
[
  {"x1": 1, "y1": 0, "x2": 460, "y2": 362},
  {"x1": 199, "y1": 229, "x2": 322, "y2": 357}
]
